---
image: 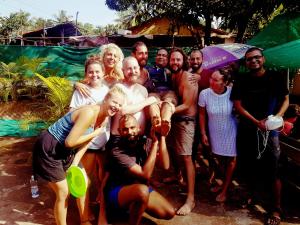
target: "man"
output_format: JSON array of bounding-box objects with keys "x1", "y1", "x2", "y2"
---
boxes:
[
  {"x1": 110, "y1": 56, "x2": 157, "y2": 135},
  {"x1": 188, "y1": 48, "x2": 212, "y2": 92},
  {"x1": 131, "y1": 41, "x2": 151, "y2": 87},
  {"x1": 167, "y1": 47, "x2": 198, "y2": 215},
  {"x1": 102, "y1": 114, "x2": 175, "y2": 225},
  {"x1": 230, "y1": 47, "x2": 289, "y2": 225}
]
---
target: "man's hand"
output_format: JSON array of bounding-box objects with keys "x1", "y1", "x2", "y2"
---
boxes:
[
  {"x1": 188, "y1": 73, "x2": 200, "y2": 85},
  {"x1": 256, "y1": 119, "x2": 267, "y2": 131},
  {"x1": 75, "y1": 82, "x2": 91, "y2": 98}
]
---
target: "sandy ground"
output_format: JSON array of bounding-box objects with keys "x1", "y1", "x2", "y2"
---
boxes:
[{"x1": 0, "y1": 136, "x2": 299, "y2": 225}]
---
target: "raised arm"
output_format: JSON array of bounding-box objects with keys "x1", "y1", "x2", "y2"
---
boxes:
[{"x1": 127, "y1": 133, "x2": 159, "y2": 182}]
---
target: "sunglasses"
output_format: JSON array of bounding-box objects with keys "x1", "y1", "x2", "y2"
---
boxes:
[{"x1": 245, "y1": 55, "x2": 263, "y2": 62}]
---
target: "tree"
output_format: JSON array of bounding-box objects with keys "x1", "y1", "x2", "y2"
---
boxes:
[
  {"x1": 106, "y1": 0, "x2": 289, "y2": 45},
  {"x1": 0, "y1": 11, "x2": 31, "y2": 44},
  {"x1": 31, "y1": 17, "x2": 55, "y2": 30},
  {"x1": 53, "y1": 10, "x2": 73, "y2": 24}
]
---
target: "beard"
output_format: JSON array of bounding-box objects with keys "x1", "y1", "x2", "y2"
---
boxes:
[
  {"x1": 138, "y1": 59, "x2": 147, "y2": 67},
  {"x1": 170, "y1": 65, "x2": 183, "y2": 74},
  {"x1": 191, "y1": 63, "x2": 201, "y2": 72}
]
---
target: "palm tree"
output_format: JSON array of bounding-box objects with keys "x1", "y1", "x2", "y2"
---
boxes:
[{"x1": 53, "y1": 10, "x2": 73, "y2": 24}]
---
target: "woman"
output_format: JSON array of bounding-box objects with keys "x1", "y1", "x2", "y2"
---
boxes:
[
  {"x1": 69, "y1": 54, "x2": 110, "y2": 224},
  {"x1": 75, "y1": 43, "x2": 124, "y2": 97},
  {"x1": 198, "y1": 69, "x2": 237, "y2": 202},
  {"x1": 32, "y1": 85, "x2": 126, "y2": 225}
]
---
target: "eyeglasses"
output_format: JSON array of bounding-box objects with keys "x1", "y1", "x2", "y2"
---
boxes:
[{"x1": 245, "y1": 55, "x2": 263, "y2": 62}]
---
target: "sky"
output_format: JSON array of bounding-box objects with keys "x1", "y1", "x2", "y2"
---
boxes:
[{"x1": 0, "y1": 0, "x2": 119, "y2": 27}]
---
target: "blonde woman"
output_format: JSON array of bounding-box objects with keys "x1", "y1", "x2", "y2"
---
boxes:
[
  {"x1": 32, "y1": 85, "x2": 126, "y2": 225},
  {"x1": 75, "y1": 43, "x2": 125, "y2": 97}
]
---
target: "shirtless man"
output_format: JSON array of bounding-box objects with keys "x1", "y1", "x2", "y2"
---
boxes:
[
  {"x1": 131, "y1": 41, "x2": 151, "y2": 87},
  {"x1": 168, "y1": 48, "x2": 198, "y2": 215}
]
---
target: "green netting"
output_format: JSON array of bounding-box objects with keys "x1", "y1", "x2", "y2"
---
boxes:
[
  {"x1": 0, "y1": 119, "x2": 47, "y2": 137},
  {"x1": 264, "y1": 39, "x2": 300, "y2": 69},
  {"x1": 0, "y1": 45, "x2": 160, "y2": 81},
  {"x1": 248, "y1": 12, "x2": 300, "y2": 49},
  {"x1": 247, "y1": 12, "x2": 300, "y2": 70},
  {"x1": 0, "y1": 45, "x2": 164, "y2": 137}
]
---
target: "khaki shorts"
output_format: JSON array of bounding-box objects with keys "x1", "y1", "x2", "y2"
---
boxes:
[{"x1": 167, "y1": 116, "x2": 195, "y2": 155}]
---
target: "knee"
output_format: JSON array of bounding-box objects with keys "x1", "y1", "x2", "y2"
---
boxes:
[
  {"x1": 134, "y1": 185, "x2": 150, "y2": 203},
  {"x1": 56, "y1": 187, "x2": 69, "y2": 202},
  {"x1": 164, "y1": 208, "x2": 175, "y2": 220}
]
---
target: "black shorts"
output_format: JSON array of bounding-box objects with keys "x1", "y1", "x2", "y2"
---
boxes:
[{"x1": 32, "y1": 130, "x2": 75, "y2": 182}]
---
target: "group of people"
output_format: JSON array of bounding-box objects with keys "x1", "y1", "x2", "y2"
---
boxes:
[{"x1": 32, "y1": 41, "x2": 289, "y2": 225}]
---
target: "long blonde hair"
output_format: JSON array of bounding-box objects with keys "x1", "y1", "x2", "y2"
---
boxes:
[{"x1": 99, "y1": 43, "x2": 124, "y2": 82}]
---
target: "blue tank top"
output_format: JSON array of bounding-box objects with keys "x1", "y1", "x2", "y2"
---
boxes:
[{"x1": 48, "y1": 111, "x2": 94, "y2": 145}]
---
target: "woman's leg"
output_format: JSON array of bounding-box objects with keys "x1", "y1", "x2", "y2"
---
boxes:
[
  {"x1": 48, "y1": 179, "x2": 69, "y2": 225},
  {"x1": 76, "y1": 153, "x2": 96, "y2": 224},
  {"x1": 216, "y1": 156, "x2": 236, "y2": 202}
]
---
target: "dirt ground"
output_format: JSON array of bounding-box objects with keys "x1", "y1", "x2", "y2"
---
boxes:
[
  {"x1": 0, "y1": 136, "x2": 300, "y2": 225},
  {"x1": 0, "y1": 100, "x2": 299, "y2": 225}
]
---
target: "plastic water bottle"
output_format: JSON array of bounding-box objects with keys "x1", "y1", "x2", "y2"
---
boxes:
[{"x1": 30, "y1": 175, "x2": 39, "y2": 198}]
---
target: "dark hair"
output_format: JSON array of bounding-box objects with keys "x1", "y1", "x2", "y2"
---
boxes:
[
  {"x1": 157, "y1": 47, "x2": 168, "y2": 55},
  {"x1": 216, "y1": 68, "x2": 231, "y2": 84},
  {"x1": 189, "y1": 48, "x2": 203, "y2": 58},
  {"x1": 169, "y1": 47, "x2": 189, "y2": 71},
  {"x1": 84, "y1": 55, "x2": 102, "y2": 73},
  {"x1": 119, "y1": 114, "x2": 137, "y2": 125},
  {"x1": 245, "y1": 47, "x2": 264, "y2": 56},
  {"x1": 132, "y1": 41, "x2": 147, "y2": 53}
]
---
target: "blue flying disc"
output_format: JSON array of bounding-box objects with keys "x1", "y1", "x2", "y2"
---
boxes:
[{"x1": 66, "y1": 166, "x2": 87, "y2": 198}]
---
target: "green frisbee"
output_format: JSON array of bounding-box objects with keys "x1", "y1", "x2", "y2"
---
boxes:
[{"x1": 66, "y1": 166, "x2": 87, "y2": 198}]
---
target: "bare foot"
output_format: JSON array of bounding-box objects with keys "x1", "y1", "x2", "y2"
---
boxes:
[
  {"x1": 161, "y1": 120, "x2": 171, "y2": 136},
  {"x1": 152, "y1": 116, "x2": 161, "y2": 133},
  {"x1": 216, "y1": 193, "x2": 227, "y2": 202},
  {"x1": 176, "y1": 200, "x2": 195, "y2": 216}
]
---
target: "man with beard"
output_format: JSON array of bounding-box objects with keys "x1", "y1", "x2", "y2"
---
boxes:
[
  {"x1": 110, "y1": 56, "x2": 158, "y2": 136},
  {"x1": 188, "y1": 48, "x2": 212, "y2": 92},
  {"x1": 101, "y1": 115, "x2": 175, "y2": 225},
  {"x1": 231, "y1": 47, "x2": 289, "y2": 225},
  {"x1": 131, "y1": 41, "x2": 153, "y2": 88},
  {"x1": 167, "y1": 48, "x2": 198, "y2": 215}
]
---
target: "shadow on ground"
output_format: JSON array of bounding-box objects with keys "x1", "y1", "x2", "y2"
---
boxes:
[{"x1": 0, "y1": 137, "x2": 299, "y2": 225}]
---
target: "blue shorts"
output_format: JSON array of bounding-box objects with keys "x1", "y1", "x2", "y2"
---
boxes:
[{"x1": 106, "y1": 185, "x2": 154, "y2": 209}]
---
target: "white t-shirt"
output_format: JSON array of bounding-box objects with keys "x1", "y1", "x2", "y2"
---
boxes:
[
  {"x1": 69, "y1": 84, "x2": 110, "y2": 150},
  {"x1": 111, "y1": 83, "x2": 148, "y2": 135},
  {"x1": 198, "y1": 87, "x2": 237, "y2": 157}
]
